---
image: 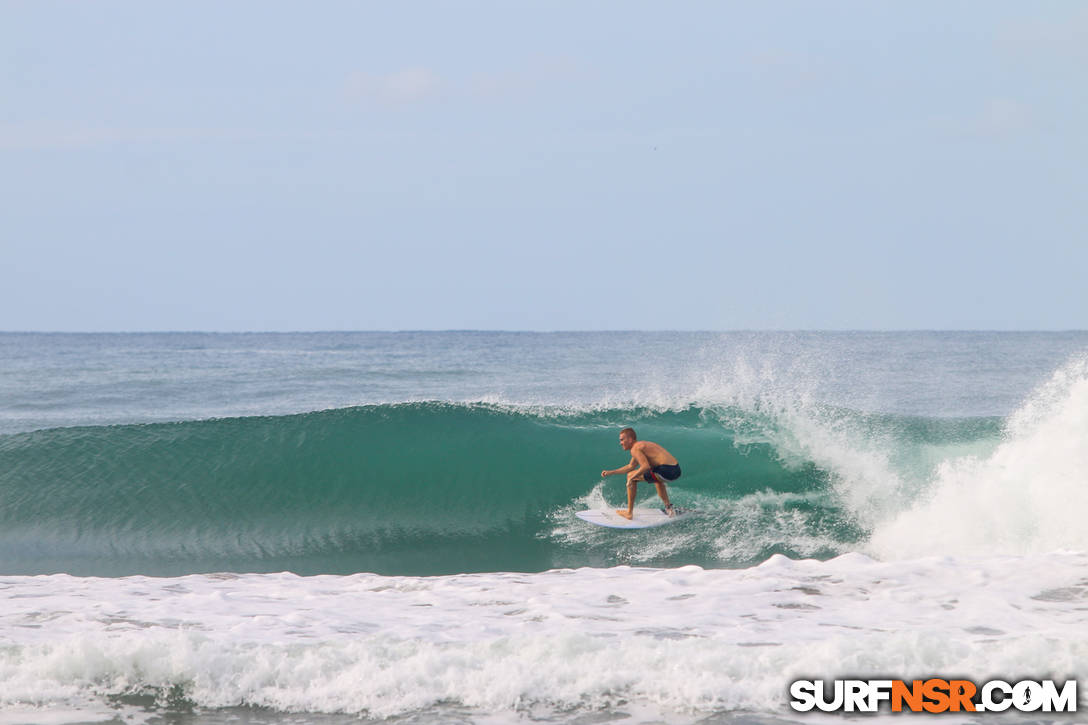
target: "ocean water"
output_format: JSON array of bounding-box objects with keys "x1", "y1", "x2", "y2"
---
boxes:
[{"x1": 1, "y1": 331, "x2": 1087, "y2": 724}]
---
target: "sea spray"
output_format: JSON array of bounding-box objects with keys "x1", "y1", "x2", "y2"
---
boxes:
[{"x1": 870, "y1": 355, "x2": 1088, "y2": 558}]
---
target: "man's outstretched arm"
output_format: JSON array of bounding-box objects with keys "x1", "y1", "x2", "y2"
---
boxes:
[{"x1": 601, "y1": 458, "x2": 636, "y2": 478}]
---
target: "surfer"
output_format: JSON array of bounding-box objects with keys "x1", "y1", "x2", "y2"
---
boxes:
[{"x1": 601, "y1": 427, "x2": 681, "y2": 519}]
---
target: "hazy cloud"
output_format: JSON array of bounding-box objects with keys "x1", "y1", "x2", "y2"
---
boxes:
[
  {"x1": 343, "y1": 58, "x2": 580, "y2": 107},
  {"x1": 466, "y1": 56, "x2": 580, "y2": 99},
  {"x1": 981, "y1": 98, "x2": 1033, "y2": 135},
  {"x1": 747, "y1": 50, "x2": 831, "y2": 89},
  {"x1": 0, "y1": 123, "x2": 294, "y2": 151},
  {"x1": 344, "y1": 68, "x2": 443, "y2": 105},
  {"x1": 997, "y1": 8, "x2": 1088, "y2": 62},
  {"x1": 928, "y1": 98, "x2": 1035, "y2": 140}
]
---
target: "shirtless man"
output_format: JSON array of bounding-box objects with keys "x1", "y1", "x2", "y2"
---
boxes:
[{"x1": 601, "y1": 427, "x2": 682, "y2": 520}]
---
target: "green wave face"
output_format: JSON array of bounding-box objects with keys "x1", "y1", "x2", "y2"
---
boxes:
[{"x1": 0, "y1": 403, "x2": 1001, "y2": 576}]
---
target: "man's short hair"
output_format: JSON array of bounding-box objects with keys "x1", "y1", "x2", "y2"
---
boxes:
[{"x1": 620, "y1": 427, "x2": 637, "y2": 439}]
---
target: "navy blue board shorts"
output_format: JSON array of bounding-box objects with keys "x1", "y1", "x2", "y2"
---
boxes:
[{"x1": 643, "y1": 464, "x2": 681, "y2": 484}]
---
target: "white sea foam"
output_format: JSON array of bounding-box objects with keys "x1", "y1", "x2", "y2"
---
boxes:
[
  {"x1": 2, "y1": 552, "x2": 1086, "y2": 722},
  {"x1": 676, "y1": 350, "x2": 1088, "y2": 562},
  {"x1": 870, "y1": 356, "x2": 1088, "y2": 558}
]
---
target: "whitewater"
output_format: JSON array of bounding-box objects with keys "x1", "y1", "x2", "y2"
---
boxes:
[{"x1": 1, "y1": 331, "x2": 1087, "y2": 724}]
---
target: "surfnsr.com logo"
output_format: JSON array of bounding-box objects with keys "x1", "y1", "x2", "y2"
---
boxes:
[{"x1": 790, "y1": 679, "x2": 1078, "y2": 713}]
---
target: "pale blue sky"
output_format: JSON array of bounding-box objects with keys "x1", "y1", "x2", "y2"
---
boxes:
[{"x1": 2, "y1": 1, "x2": 1086, "y2": 331}]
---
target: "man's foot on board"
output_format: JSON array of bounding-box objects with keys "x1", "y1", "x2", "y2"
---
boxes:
[
  {"x1": 615, "y1": 509, "x2": 633, "y2": 520},
  {"x1": 664, "y1": 504, "x2": 675, "y2": 517}
]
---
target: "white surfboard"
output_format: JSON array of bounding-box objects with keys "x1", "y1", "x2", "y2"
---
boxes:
[{"x1": 575, "y1": 507, "x2": 692, "y2": 530}]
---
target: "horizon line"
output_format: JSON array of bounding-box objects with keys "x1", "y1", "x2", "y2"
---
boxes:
[{"x1": 2, "y1": 328, "x2": 1086, "y2": 335}]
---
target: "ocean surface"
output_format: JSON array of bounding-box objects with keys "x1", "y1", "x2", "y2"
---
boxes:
[{"x1": 1, "y1": 331, "x2": 1087, "y2": 724}]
